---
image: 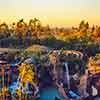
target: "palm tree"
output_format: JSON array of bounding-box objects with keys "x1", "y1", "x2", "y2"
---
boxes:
[
  {"x1": 0, "y1": 22, "x2": 9, "y2": 38},
  {"x1": 16, "y1": 19, "x2": 27, "y2": 38},
  {"x1": 33, "y1": 18, "x2": 40, "y2": 28},
  {"x1": 79, "y1": 20, "x2": 85, "y2": 30},
  {"x1": 10, "y1": 22, "x2": 16, "y2": 37},
  {"x1": 85, "y1": 22, "x2": 89, "y2": 30},
  {"x1": 79, "y1": 20, "x2": 90, "y2": 38},
  {"x1": 29, "y1": 18, "x2": 41, "y2": 38},
  {"x1": 29, "y1": 18, "x2": 40, "y2": 29}
]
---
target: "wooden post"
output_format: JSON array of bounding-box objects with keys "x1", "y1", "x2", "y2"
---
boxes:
[
  {"x1": 0, "y1": 65, "x2": 1, "y2": 99},
  {"x1": 2, "y1": 64, "x2": 5, "y2": 100},
  {"x1": 7, "y1": 64, "x2": 10, "y2": 87}
]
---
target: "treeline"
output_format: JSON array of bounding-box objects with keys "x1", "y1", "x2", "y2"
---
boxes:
[
  {"x1": 0, "y1": 19, "x2": 100, "y2": 57},
  {"x1": 0, "y1": 36, "x2": 100, "y2": 57},
  {"x1": 0, "y1": 36, "x2": 65, "y2": 49}
]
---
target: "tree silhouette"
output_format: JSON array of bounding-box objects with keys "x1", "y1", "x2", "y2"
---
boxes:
[
  {"x1": 16, "y1": 19, "x2": 27, "y2": 38},
  {"x1": 79, "y1": 20, "x2": 85, "y2": 30}
]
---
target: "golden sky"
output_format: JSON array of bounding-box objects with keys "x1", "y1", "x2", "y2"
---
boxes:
[{"x1": 0, "y1": 0, "x2": 100, "y2": 26}]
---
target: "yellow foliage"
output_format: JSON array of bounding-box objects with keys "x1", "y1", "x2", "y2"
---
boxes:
[
  {"x1": 18, "y1": 63, "x2": 36, "y2": 86},
  {"x1": 88, "y1": 55, "x2": 100, "y2": 74},
  {"x1": 60, "y1": 32, "x2": 65, "y2": 37},
  {"x1": 96, "y1": 54, "x2": 100, "y2": 59}
]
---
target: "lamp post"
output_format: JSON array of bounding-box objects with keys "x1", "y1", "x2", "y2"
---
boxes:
[{"x1": 0, "y1": 60, "x2": 7, "y2": 100}]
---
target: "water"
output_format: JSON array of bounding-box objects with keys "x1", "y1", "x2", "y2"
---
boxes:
[
  {"x1": 64, "y1": 62, "x2": 70, "y2": 90},
  {"x1": 40, "y1": 87, "x2": 66, "y2": 100}
]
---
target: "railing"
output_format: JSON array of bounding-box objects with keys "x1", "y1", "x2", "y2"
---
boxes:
[{"x1": 0, "y1": 63, "x2": 18, "y2": 100}]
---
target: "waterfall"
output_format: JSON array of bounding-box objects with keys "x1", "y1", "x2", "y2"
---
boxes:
[
  {"x1": 16, "y1": 76, "x2": 20, "y2": 89},
  {"x1": 64, "y1": 62, "x2": 70, "y2": 90}
]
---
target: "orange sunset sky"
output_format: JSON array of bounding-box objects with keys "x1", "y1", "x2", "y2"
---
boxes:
[{"x1": 0, "y1": 0, "x2": 100, "y2": 27}]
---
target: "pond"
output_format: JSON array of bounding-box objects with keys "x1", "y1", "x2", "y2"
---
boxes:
[{"x1": 40, "y1": 87, "x2": 66, "y2": 100}]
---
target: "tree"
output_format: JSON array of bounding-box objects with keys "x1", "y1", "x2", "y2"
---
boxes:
[
  {"x1": 29, "y1": 18, "x2": 40, "y2": 30},
  {"x1": 29, "y1": 18, "x2": 41, "y2": 38},
  {"x1": 17, "y1": 63, "x2": 37, "y2": 99},
  {"x1": 85, "y1": 22, "x2": 89, "y2": 29},
  {"x1": 79, "y1": 20, "x2": 85, "y2": 30},
  {"x1": 78, "y1": 20, "x2": 90, "y2": 38},
  {"x1": 33, "y1": 18, "x2": 40, "y2": 28},
  {"x1": 0, "y1": 22, "x2": 10, "y2": 38},
  {"x1": 16, "y1": 19, "x2": 27, "y2": 38},
  {"x1": 18, "y1": 63, "x2": 36, "y2": 85}
]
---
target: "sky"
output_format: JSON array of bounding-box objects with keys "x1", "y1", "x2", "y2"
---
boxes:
[{"x1": 0, "y1": 0, "x2": 100, "y2": 27}]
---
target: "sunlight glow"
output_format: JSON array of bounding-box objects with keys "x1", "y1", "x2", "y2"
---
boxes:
[{"x1": 0, "y1": 0, "x2": 99, "y2": 26}]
